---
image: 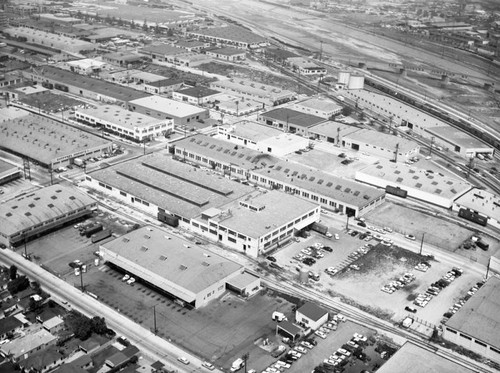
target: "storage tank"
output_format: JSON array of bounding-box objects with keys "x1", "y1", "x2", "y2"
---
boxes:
[
  {"x1": 348, "y1": 74, "x2": 365, "y2": 90},
  {"x1": 338, "y1": 71, "x2": 350, "y2": 85},
  {"x1": 299, "y1": 267, "x2": 309, "y2": 283}
]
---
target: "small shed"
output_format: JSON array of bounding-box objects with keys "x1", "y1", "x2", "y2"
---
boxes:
[
  {"x1": 296, "y1": 302, "x2": 328, "y2": 330},
  {"x1": 276, "y1": 320, "x2": 302, "y2": 342}
]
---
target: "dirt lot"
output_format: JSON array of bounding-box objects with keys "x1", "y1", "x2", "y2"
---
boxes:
[
  {"x1": 364, "y1": 202, "x2": 500, "y2": 265},
  {"x1": 272, "y1": 230, "x2": 482, "y2": 329}
]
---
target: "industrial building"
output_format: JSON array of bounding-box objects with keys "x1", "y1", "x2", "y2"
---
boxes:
[
  {"x1": 295, "y1": 302, "x2": 328, "y2": 330},
  {"x1": 308, "y1": 121, "x2": 361, "y2": 145},
  {"x1": 187, "y1": 26, "x2": 269, "y2": 50},
  {"x1": 74, "y1": 105, "x2": 174, "y2": 142},
  {"x1": 287, "y1": 57, "x2": 327, "y2": 76},
  {"x1": 443, "y1": 276, "x2": 500, "y2": 364},
  {"x1": 190, "y1": 189, "x2": 320, "y2": 257},
  {"x1": 258, "y1": 107, "x2": 326, "y2": 135},
  {"x1": 3, "y1": 27, "x2": 95, "y2": 54},
  {"x1": 342, "y1": 129, "x2": 421, "y2": 162},
  {"x1": 173, "y1": 134, "x2": 386, "y2": 217},
  {"x1": 205, "y1": 47, "x2": 247, "y2": 62},
  {"x1": 355, "y1": 160, "x2": 472, "y2": 209},
  {"x1": 209, "y1": 79, "x2": 295, "y2": 107},
  {"x1": 0, "y1": 160, "x2": 21, "y2": 185},
  {"x1": 85, "y1": 152, "x2": 255, "y2": 226},
  {"x1": 426, "y1": 126, "x2": 494, "y2": 158},
  {"x1": 138, "y1": 44, "x2": 210, "y2": 67},
  {"x1": 99, "y1": 226, "x2": 258, "y2": 308},
  {"x1": 172, "y1": 86, "x2": 221, "y2": 105},
  {"x1": 452, "y1": 188, "x2": 500, "y2": 229},
  {"x1": 217, "y1": 121, "x2": 309, "y2": 156},
  {"x1": 60, "y1": 58, "x2": 107, "y2": 75},
  {"x1": 24, "y1": 66, "x2": 150, "y2": 107},
  {"x1": 293, "y1": 97, "x2": 342, "y2": 119},
  {"x1": 0, "y1": 113, "x2": 112, "y2": 168},
  {"x1": 0, "y1": 184, "x2": 98, "y2": 247},
  {"x1": 336, "y1": 72, "x2": 365, "y2": 90},
  {"x1": 216, "y1": 95, "x2": 263, "y2": 117},
  {"x1": 101, "y1": 52, "x2": 143, "y2": 67},
  {"x1": 128, "y1": 95, "x2": 209, "y2": 126},
  {"x1": 377, "y1": 342, "x2": 476, "y2": 373}
]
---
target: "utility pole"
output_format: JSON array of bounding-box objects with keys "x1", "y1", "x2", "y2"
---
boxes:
[
  {"x1": 466, "y1": 155, "x2": 474, "y2": 179},
  {"x1": 419, "y1": 233, "x2": 425, "y2": 256},
  {"x1": 346, "y1": 214, "x2": 350, "y2": 231},
  {"x1": 242, "y1": 352, "x2": 249, "y2": 373},
  {"x1": 49, "y1": 166, "x2": 53, "y2": 185},
  {"x1": 153, "y1": 304, "x2": 158, "y2": 335},
  {"x1": 393, "y1": 143, "x2": 399, "y2": 163}
]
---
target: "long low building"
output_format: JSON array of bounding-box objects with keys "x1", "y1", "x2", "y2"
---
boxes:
[
  {"x1": 187, "y1": 26, "x2": 268, "y2": 50},
  {"x1": 74, "y1": 105, "x2": 174, "y2": 142},
  {"x1": 258, "y1": 108, "x2": 326, "y2": 136},
  {"x1": 128, "y1": 95, "x2": 209, "y2": 126},
  {"x1": 0, "y1": 185, "x2": 98, "y2": 247},
  {"x1": 99, "y1": 226, "x2": 259, "y2": 309},
  {"x1": 443, "y1": 276, "x2": 500, "y2": 364},
  {"x1": 173, "y1": 134, "x2": 385, "y2": 217},
  {"x1": 0, "y1": 160, "x2": 21, "y2": 186},
  {"x1": 0, "y1": 113, "x2": 112, "y2": 168},
  {"x1": 355, "y1": 160, "x2": 472, "y2": 208}
]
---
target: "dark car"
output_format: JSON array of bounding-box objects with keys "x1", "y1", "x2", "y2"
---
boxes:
[
  {"x1": 359, "y1": 233, "x2": 368, "y2": 240},
  {"x1": 266, "y1": 255, "x2": 277, "y2": 262},
  {"x1": 356, "y1": 221, "x2": 367, "y2": 227},
  {"x1": 350, "y1": 230, "x2": 359, "y2": 237},
  {"x1": 322, "y1": 246, "x2": 333, "y2": 252},
  {"x1": 405, "y1": 306, "x2": 417, "y2": 313},
  {"x1": 302, "y1": 258, "x2": 316, "y2": 266}
]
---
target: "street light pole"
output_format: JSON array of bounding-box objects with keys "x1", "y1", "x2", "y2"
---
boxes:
[
  {"x1": 346, "y1": 214, "x2": 350, "y2": 231},
  {"x1": 153, "y1": 304, "x2": 158, "y2": 335},
  {"x1": 419, "y1": 233, "x2": 425, "y2": 256}
]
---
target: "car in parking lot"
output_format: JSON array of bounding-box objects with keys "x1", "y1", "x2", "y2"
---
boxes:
[
  {"x1": 334, "y1": 233, "x2": 339, "y2": 240},
  {"x1": 126, "y1": 277, "x2": 135, "y2": 285},
  {"x1": 314, "y1": 330, "x2": 327, "y2": 339},
  {"x1": 122, "y1": 274, "x2": 130, "y2": 282},
  {"x1": 302, "y1": 257, "x2": 316, "y2": 266},
  {"x1": 405, "y1": 234, "x2": 416, "y2": 241},
  {"x1": 356, "y1": 221, "x2": 366, "y2": 227},
  {"x1": 322, "y1": 246, "x2": 333, "y2": 252},
  {"x1": 266, "y1": 255, "x2": 277, "y2": 262},
  {"x1": 405, "y1": 306, "x2": 417, "y2": 313}
]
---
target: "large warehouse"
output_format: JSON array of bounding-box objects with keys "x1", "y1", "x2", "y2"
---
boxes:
[
  {"x1": 127, "y1": 95, "x2": 209, "y2": 126},
  {"x1": 443, "y1": 276, "x2": 500, "y2": 364},
  {"x1": 355, "y1": 160, "x2": 472, "y2": 209},
  {"x1": 0, "y1": 113, "x2": 112, "y2": 168},
  {"x1": 187, "y1": 26, "x2": 269, "y2": 50},
  {"x1": 99, "y1": 226, "x2": 260, "y2": 308},
  {"x1": 74, "y1": 105, "x2": 174, "y2": 142},
  {"x1": 173, "y1": 134, "x2": 386, "y2": 217},
  {"x1": 0, "y1": 185, "x2": 98, "y2": 247},
  {"x1": 258, "y1": 108, "x2": 326, "y2": 136}
]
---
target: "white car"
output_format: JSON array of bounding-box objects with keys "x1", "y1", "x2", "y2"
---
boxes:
[
  {"x1": 177, "y1": 357, "x2": 190, "y2": 365},
  {"x1": 202, "y1": 361, "x2": 215, "y2": 370},
  {"x1": 126, "y1": 277, "x2": 135, "y2": 285},
  {"x1": 314, "y1": 330, "x2": 327, "y2": 339},
  {"x1": 334, "y1": 233, "x2": 340, "y2": 240},
  {"x1": 122, "y1": 274, "x2": 130, "y2": 282},
  {"x1": 325, "y1": 232, "x2": 333, "y2": 238},
  {"x1": 294, "y1": 346, "x2": 308, "y2": 354}
]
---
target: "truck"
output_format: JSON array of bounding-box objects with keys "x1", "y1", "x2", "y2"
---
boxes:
[
  {"x1": 74, "y1": 158, "x2": 85, "y2": 167},
  {"x1": 311, "y1": 222, "x2": 328, "y2": 236},
  {"x1": 91, "y1": 229, "x2": 111, "y2": 243},
  {"x1": 84, "y1": 223, "x2": 103, "y2": 238},
  {"x1": 230, "y1": 358, "x2": 245, "y2": 372}
]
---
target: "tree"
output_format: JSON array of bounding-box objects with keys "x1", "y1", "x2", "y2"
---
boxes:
[
  {"x1": 9, "y1": 265, "x2": 17, "y2": 280},
  {"x1": 341, "y1": 106, "x2": 353, "y2": 117},
  {"x1": 91, "y1": 316, "x2": 108, "y2": 335},
  {"x1": 142, "y1": 19, "x2": 149, "y2": 32},
  {"x1": 31, "y1": 281, "x2": 42, "y2": 295},
  {"x1": 7, "y1": 276, "x2": 29, "y2": 295},
  {"x1": 166, "y1": 28, "x2": 174, "y2": 37}
]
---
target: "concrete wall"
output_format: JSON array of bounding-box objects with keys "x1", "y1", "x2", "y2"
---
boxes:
[{"x1": 443, "y1": 326, "x2": 500, "y2": 364}]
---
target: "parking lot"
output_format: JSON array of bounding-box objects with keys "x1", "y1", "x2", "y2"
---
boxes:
[
  {"x1": 83, "y1": 266, "x2": 296, "y2": 371},
  {"x1": 269, "y1": 229, "x2": 482, "y2": 329}
]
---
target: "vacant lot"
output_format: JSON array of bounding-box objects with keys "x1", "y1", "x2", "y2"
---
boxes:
[
  {"x1": 85, "y1": 265, "x2": 296, "y2": 371},
  {"x1": 364, "y1": 202, "x2": 499, "y2": 265}
]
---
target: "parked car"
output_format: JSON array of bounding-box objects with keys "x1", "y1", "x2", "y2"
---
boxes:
[
  {"x1": 202, "y1": 361, "x2": 215, "y2": 370},
  {"x1": 405, "y1": 306, "x2": 417, "y2": 313},
  {"x1": 405, "y1": 234, "x2": 416, "y2": 241},
  {"x1": 126, "y1": 277, "x2": 135, "y2": 285},
  {"x1": 177, "y1": 357, "x2": 190, "y2": 365},
  {"x1": 266, "y1": 255, "x2": 277, "y2": 262}
]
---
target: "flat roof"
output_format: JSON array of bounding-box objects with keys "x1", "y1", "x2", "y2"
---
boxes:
[
  {"x1": 89, "y1": 152, "x2": 254, "y2": 219},
  {"x1": 357, "y1": 160, "x2": 472, "y2": 200},
  {"x1": 253, "y1": 160, "x2": 384, "y2": 208},
  {"x1": 4, "y1": 27, "x2": 94, "y2": 50},
  {"x1": 176, "y1": 86, "x2": 220, "y2": 98},
  {"x1": 76, "y1": 105, "x2": 167, "y2": 130},
  {"x1": 0, "y1": 159, "x2": 18, "y2": 174},
  {"x1": 454, "y1": 188, "x2": 500, "y2": 221},
  {"x1": 101, "y1": 226, "x2": 242, "y2": 295},
  {"x1": 223, "y1": 120, "x2": 289, "y2": 142},
  {"x1": 427, "y1": 126, "x2": 491, "y2": 150},
  {"x1": 102, "y1": 51, "x2": 143, "y2": 62},
  {"x1": 287, "y1": 57, "x2": 324, "y2": 69},
  {"x1": 297, "y1": 302, "x2": 328, "y2": 322},
  {"x1": 260, "y1": 108, "x2": 326, "y2": 128},
  {"x1": 207, "y1": 47, "x2": 246, "y2": 56},
  {"x1": 174, "y1": 134, "x2": 281, "y2": 170},
  {"x1": 208, "y1": 190, "x2": 318, "y2": 238},
  {"x1": 66, "y1": 58, "x2": 107, "y2": 69},
  {"x1": 296, "y1": 97, "x2": 342, "y2": 113},
  {"x1": 190, "y1": 26, "x2": 267, "y2": 45},
  {"x1": 31, "y1": 66, "x2": 150, "y2": 103},
  {"x1": 129, "y1": 96, "x2": 207, "y2": 118},
  {"x1": 226, "y1": 271, "x2": 260, "y2": 290},
  {"x1": 377, "y1": 342, "x2": 475, "y2": 373},
  {"x1": 0, "y1": 113, "x2": 111, "y2": 164},
  {"x1": 211, "y1": 79, "x2": 295, "y2": 101},
  {"x1": 345, "y1": 128, "x2": 419, "y2": 154},
  {"x1": 129, "y1": 71, "x2": 166, "y2": 83},
  {"x1": 445, "y1": 276, "x2": 500, "y2": 348},
  {"x1": 308, "y1": 121, "x2": 361, "y2": 138},
  {"x1": 0, "y1": 185, "x2": 97, "y2": 236},
  {"x1": 140, "y1": 44, "x2": 188, "y2": 56}
]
